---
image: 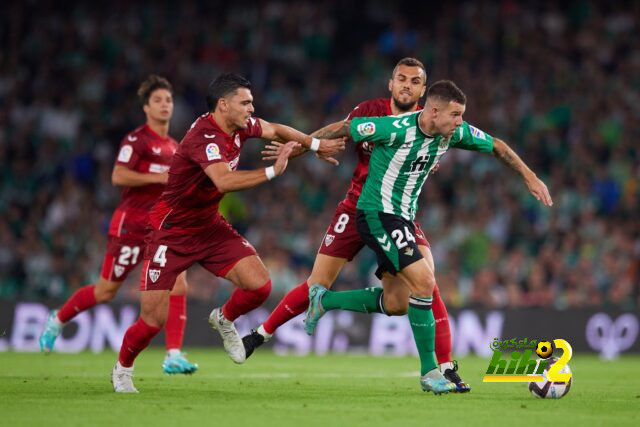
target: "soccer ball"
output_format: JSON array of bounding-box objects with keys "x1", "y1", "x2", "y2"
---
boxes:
[
  {"x1": 536, "y1": 341, "x2": 553, "y2": 358},
  {"x1": 528, "y1": 357, "x2": 572, "y2": 399}
]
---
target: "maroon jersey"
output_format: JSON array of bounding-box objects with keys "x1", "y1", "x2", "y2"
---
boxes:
[
  {"x1": 149, "y1": 113, "x2": 263, "y2": 234},
  {"x1": 108, "y1": 124, "x2": 178, "y2": 240},
  {"x1": 341, "y1": 98, "x2": 422, "y2": 211}
]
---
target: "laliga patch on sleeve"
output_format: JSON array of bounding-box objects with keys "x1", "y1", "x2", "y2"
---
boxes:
[
  {"x1": 357, "y1": 122, "x2": 376, "y2": 137},
  {"x1": 469, "y1": 125, "x2": 486, "y2": 140},
  {"x1": 117, "y1": 144, "x2": 133, "y2": 162},
  {"x1": 206, "y1": 143, "x2": 221, "y2": 161}
]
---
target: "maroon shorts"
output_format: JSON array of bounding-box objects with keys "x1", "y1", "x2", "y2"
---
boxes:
[
  {"x1": 318, "y1": 202, "x2": 429, "y2": 261},
  {"x1": 100, "y1": 236, "x2": 145, "y2": 282},
  {"x1": 140, "y1": 217, "x2": 257, "y2": 291}
]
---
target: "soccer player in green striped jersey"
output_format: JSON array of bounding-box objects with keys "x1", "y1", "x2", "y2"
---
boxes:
[{"x1": 305, "y1": 80, "x2": 552, "y2": 394}]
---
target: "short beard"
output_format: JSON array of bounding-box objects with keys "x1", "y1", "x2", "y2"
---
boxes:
[{"x1": 392, "y1": 97, "x2": 417, "y2": 113}]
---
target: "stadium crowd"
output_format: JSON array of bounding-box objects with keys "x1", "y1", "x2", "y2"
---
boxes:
[{"x1": 0, "y1": 0, "x2": 638, "y2": 309}]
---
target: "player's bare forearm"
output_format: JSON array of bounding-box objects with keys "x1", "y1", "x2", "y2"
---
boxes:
[
  {"x1": 267, "y1": 122, "x2": 313, "y2": 147},
  {"x1": 111, "y1": 165, "x2": 167, "y2": 187},
  {"x1": 492, "y1": 138, "x2": 534, "y2": 178},
  {"x1": 311, "y1": 121, "x2": 347, "y2": 139},
  {"x1": 313, "y1": 120, "x2": 351, "y2": 139},
  {"x1": 204, "y1": 164, "x2": 270, "y2": 193},
  {"x1": 492, "y1": 138, "x2": 553, "y2": 206}
]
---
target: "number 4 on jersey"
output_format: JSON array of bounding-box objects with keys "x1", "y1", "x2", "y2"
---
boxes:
[{"x1": 153, "y1": 245, "x2": 168, "y2": 267}]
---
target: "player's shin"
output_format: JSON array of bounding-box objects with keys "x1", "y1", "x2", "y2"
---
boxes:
[
  {"x1": 222, "y1": 280, "x2": 272, "y2": 321},
  {"x1": 432, "y1": 285, "x2": 452, "y2": 364},
  {"x1": 320, "y1": 287, "x2": 384, "y2": 313},
  {"x1": 119, "y1": 318, "x2": 161, "y2": 368},
  {"x1": 408, "y1": 296, "x2": 437, "y2": 376},
  {"x1": 165, "y1": 294, "x2": 186, "y2": 351},
  {"x1": 262, "y1": 281, "x2": 310, "y2": 335},
  {"x1": 57, "y1": 284, "x2": 98, "y2": 323}
]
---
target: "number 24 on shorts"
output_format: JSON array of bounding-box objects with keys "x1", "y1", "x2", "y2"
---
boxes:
[{"x1": 153, "y1": 245, "x2": 168, "y2": 267}]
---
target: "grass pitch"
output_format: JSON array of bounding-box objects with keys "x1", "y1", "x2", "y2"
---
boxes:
[{"x1": 0, "y1": 349, "x2": 638, "y2": 427}]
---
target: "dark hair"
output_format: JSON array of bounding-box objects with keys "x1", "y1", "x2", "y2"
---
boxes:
[
  {"x1": 206, "y1": 73, "x2": 252, "y2": 111},
  {"x1": 392, "y1": 57, "x2": 427, "y2": 82},
  {"x1": 426, "y1": 80, "x2": 466, "y2": 104},
  {"x1": 137, "y1": 75, "x2": 172, "y2": 105}
]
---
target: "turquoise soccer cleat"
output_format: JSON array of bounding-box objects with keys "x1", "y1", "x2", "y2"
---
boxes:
[
  {"x1": 420, "y1": 369, "x2": 457, "y2": 395},
  {"x1": 39, "y1": 310, "x2": 62, "y2": 354},
  {"x1": 303, "y1": 284, "x2": 327, "y2": 335},
  {"x1": 162, "y1": 352, "x2": 199, "y2": 374}
]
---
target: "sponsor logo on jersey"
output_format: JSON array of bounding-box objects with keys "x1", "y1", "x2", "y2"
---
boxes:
[
  {"x1": 117, "y1": 144, "x2": 133, "y2": 162},
  {"x1": 113, "y1": 265, "x2": 125, "y2": 278},
  {"x1": 206, "y1": 143, "x2": 221, "y2": 160},
  {"x1": 149, "y1": 163, "x2": 170, "y2": 173},
  {"x1": 152, "y1": 146, "x2": 162, "y2": 155},
  {"x1": 357, "y1": 122, "x2": 376, "y2": 137},
  {"x1": 324, "y1": 234, "x2": 335, "y2": 246},
  {"x1": 149, "y1": 269, "x2": 161, "y2": 283},
  {"x1": 127, "y1": 135, "x2": 138, "y2": 142},
  {"x1": 469, "y1": 125, "x2": 486, "y2": 140}
]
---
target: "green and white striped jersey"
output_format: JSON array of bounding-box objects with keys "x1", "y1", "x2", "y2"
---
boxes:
[{"x1": 351, "y1": 111, "x2": 494, "y2": 220}]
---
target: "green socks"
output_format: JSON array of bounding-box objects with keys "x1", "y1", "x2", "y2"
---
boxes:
[
  {"x1": 320, "y1": 287, "x2": 384, "y2": 314},
  {"x1": 408, "y1": 296, "x2": 437, "y2": 375}
]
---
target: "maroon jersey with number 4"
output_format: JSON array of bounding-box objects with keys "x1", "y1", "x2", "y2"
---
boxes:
[
  {"x1": 149, "y1": 113, "x2": 263, "y2": 234},
  {"x1": 108, "y1": 124, "x2": 178, "y2": 240}
]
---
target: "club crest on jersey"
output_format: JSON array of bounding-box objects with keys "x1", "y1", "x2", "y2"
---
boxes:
[
  {"x1": 325, "y1": 234, "x2": 335, "y2": 246},
  {"x1": 113, "y1": 265, "x2": 125, "y2": 278},
  {"x1": 117, "y1": 144, "x2": 133, "y2": 162},
  {"x1": 469, "y1": 125, "x2": 486, "y2": 140},
  {"x1": 206, "y1": 143, "x2": 221, "y2": 161},
  {"x1": 148, "y1": 269, "x2": 161, "y2": 283},
  {"x1": 152, "y1": 146, "x2": 162, "y2": 155},
  {"x1": 357, "y1": 122, "x2": 376, "y2": 137}
]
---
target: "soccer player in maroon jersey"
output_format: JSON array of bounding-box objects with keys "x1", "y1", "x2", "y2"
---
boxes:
[
  {"x1": 243, "y1": 58, "x2": 471, "y2": 392},
  {"x1": 111, "y1": 73, "x2": 345, "y2": 393},
  {"x1": 39, "y1": 75, "x2": 197, "y2": 374}
]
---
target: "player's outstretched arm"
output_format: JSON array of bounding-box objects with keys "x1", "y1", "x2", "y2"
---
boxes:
[
  {"x1": 111, "y1": 165, "x2": 168, "y2": 187},
  {"x1": 204, "y1": 141, "x2": 298, "y2": 193},
  {"x1": 492, "y1": 138, "x2": 553, "y2": 206},
  {"x1": 262, "y1": 120, "x2": 347, "y2": 165},
  {"x1": 259, "y1": 119, "x2": 345, "y2": 158}
]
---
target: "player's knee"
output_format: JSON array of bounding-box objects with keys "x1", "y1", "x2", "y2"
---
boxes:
[
  {"x1": 383, "y1": 295, "x2": 408, "y2": 316},
  {"x1": 94, "y1": 284, "x2": 118, "y2": 303},
  {"x1": 140, "y1": 305, "x2": 166, "y2": 328}
]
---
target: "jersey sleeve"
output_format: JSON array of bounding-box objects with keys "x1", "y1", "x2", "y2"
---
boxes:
[
  {"x1": 450, "y1": 122, "x2": 494, "y2": 152},
  {"x1": 346, "y1": 101, "x2": 373, "y2": 120},
  {"x1": 187, "y1": 132, "x2": 230, "y2": 170},
  {"x1": 238, "y1": 117, "x2": 263, "y2": 139},
  {"x1": 115, "y1": 135, "x2": 145, "y2": 168},
  {"x1": 349, "y1": 116, "x2": 394, "y2": 145}
]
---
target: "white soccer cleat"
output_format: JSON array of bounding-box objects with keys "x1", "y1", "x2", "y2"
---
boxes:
[
  {"x1": 208, "y1": 307, "x2": 246, "y2": 364},
  {"x1": 112, "y1": 361, "x2": 139, "y2": 393}
]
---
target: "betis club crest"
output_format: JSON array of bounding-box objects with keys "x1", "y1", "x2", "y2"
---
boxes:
[{"x1": 324, "y1": 234, "x2": 335, "y2": 246}]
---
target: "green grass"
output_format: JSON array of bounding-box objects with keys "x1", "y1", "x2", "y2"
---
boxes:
[{"x1": 0, "y1": 349, "x2": 638, "y2": 427}]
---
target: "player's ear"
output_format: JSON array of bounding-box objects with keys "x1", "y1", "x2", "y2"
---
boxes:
[
  {"x1": 388, "y1": 78, "x2": 393, "y2": 93},
  {"x1": 143, "y1": 103, "x2": 150, "y2": 115},
  {"x1": 420, "y1": 85, "x2": 427, "y2": 98}
]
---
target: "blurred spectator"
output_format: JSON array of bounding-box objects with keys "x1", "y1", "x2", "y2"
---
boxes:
[{"x1": 0, "y1": 0, "x2": 638, "y2": 309}]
